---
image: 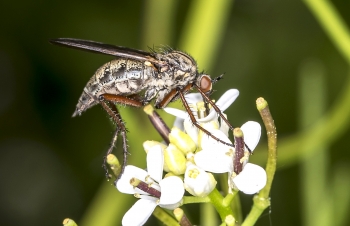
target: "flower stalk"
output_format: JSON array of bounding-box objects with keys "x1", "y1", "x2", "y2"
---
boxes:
[
  {"x1": 144, "y1": 104, "x2": 171, "y2": 144},
  {"x1": 242, "y1": 98, "x2": 277, "y2": 226},
  {"x1": 153, "y1": 206, "x2": 179, "y2": 226},
  {"x1": 208, "y1": 188, "x2": 234, "y2": 222}
]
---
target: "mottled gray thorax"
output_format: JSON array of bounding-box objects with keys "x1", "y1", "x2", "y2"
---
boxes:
[{"x1": 152, "y1": 50, "x2": 198, "y2": 106}]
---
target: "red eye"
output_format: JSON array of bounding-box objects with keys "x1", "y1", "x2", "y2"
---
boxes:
[{"x1": 199, "y1": 75, "x2": 212, "y2": 93}]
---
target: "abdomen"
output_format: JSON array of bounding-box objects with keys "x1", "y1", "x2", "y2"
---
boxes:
[{"x1": 74, "y1": 58, "x2": 155, "y2": 115}]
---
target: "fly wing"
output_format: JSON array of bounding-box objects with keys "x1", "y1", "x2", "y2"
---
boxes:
[{"x1": 49, "y1": 38, "x2": 161, "y2": 64}]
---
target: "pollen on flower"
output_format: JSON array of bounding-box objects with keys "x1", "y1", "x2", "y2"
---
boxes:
[
  {"x1": 130, "y1": 178, "x2": 141, "y2": 187},
  {"x1": 188, "y1": 168, "x2": 200, "y2": 179},
  {"x1": 239, "y1": 150, "x2": 250, "y2": 163},
  {"x1": 134, "y1": 193, "x2": 140, "y2": 198},
  {"x1": 145, "y1": 175, "x2": 152, "y2": 183},
  {"x1": 230, "y1": 172, "x2": 237, "y2": 179},
  {"x1": 240, "y1": 156, "x2": 249, "y2": 163},
  {"x1": 148, "y1": 182, "x2": 155, "y2": 187},
  {"x1": 225, "y1": 149, "x2": 234, "y2": 157},
  {"x1": 196, "y1": 101, "x2": 208, "y2": 118}
]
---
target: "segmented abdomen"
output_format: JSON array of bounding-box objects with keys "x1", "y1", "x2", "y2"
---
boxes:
[
  {"x1": 86, "y1": 58, "x2": 154, "y2": 98},
  {"x1": 74, "y1": 58, "x2": 155, "y2": 115}
]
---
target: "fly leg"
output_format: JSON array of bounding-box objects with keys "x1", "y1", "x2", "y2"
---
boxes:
[
  {"x1": 193, "y1": 85, "x2": 252, "y2": 152},
  {"x1": 99, "y1": 100, "x2": 127, "y2": 180},
  {"x1": 193, "y1": 84, "x2": 234, "y2": 130},
  {"x1": 155, "y1": 85, "x2": 235, "y2": 148},
  {"x1": 155, "y1": 84, "x2": 192, "y2": 108},
  {"x1": 99, "y1": 94, "x2": 144, "y2": 182},
  {"x1": 176, "y1": 88, "x2": 236, "y2": 148}
]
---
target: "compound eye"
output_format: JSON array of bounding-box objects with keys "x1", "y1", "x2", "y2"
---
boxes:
[{"x1": 199, "y1": 75, "x2": 212, "y2": 93}]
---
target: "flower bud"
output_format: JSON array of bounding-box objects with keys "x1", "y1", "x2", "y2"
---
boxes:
[
  {"x1": 164, "y1": 144, "x2": 187, "y2": 175},
  {"x1": 106, "y1": 154, "x2": 121, "y2": 178},
  {"x1": 63, "y1": 218, "x2": 77, "y2": 226},
  {"x1": 143, "y1": 140, "x2": 167, "y2": 153},
  {"x1": 169, "y1": 127, "x2": 196, "y2": 154}
]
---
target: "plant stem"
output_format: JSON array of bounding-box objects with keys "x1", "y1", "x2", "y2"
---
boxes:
[
  {"x1": 242, "y1": 98, "x2": 277, "y2": 226},
  {"x1": 208, "y1": 188, "x2": 234, "y2": 222},
  {"x1": 153, "y1": 206, "x2": 179, "y2": 226},
  {"x1": 182, "y1": 196, "x2": 210, "y2": 205},
  {"x1": 303, "y1": 0, "x2": 350, "y2": 62}
]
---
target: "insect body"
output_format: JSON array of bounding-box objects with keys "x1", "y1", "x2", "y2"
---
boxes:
[
  {"x1": 73, "y1": 49, "x2": 202, "y2": 116},
  {"x1": 50, "y1": 38, "x2": 234, "y2": 181}
]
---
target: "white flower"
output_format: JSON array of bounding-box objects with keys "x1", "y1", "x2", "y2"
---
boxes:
[
  {"x1": 194, "y1": 121, "x2": 260, "y2": 172},
  {"x1": 164, "y1": 89, "x2": 239, "y2": 144},
  {"x1": 184, "y1": 163, "x2": 217, "y2": 197},
  {"x1": 194, "y1": 121, "x2": 267, "y2": 194},
  {"x1": 116, "y1": 145, "x2": 185, "y2": 226},
  {"x1": 164, "y1": 89, "x2": 266, "y2": 195}
]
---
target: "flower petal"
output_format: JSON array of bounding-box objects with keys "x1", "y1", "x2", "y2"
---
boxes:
[
  {"x1": 219, "y1": 113, "x2": 230, "y2": 137},
  {"x1": 159, "y1": 176, "x2": 184, "y2": 206},
  {"x1": 147, "y1": 145, "x2": 164, "y2": 182},
  {"x1": 183, "y1": 118, "x2": 199, "y2": 145},
  {"x1": 200, "y1": 129, "x2": 233, "y2": 151},
  {"x1": 173, "y1": 117, "x2": 185, "y2": 131},
  {"x1": 116, "y1": 165, "x2": 149, "y2": 194},
  {"x1": 241, "y1": 121, "x2": 261, "y2": 152},
  {"x1": 185, "y1": 93, "x2": 203, "y2": 104},
  {"x1": 194, "y1": 149, "x2": 233, "y2": 173},
  {"x1": 122, "y1": 199, "x2": 157, "y2": 226},
  {"x1": 215, "y1": 89, "x2": 239, "y2": 112},
  {"x1": 164, "y1": 107, "x2": 187, "y2": 119},
  {"x1": 197, "y1": 112, "x2": 216, "y2": 123},
  {"x1": 232, "y1": 163, "x2": 267, "y2": 194},
  {"x1": 196, "y1": 89, "x2": 239, "y2": 123}
]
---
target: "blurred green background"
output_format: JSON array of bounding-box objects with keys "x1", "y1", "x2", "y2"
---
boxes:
[{"x1": 1, "y1": 0, "x2": 350, "y2": 225}]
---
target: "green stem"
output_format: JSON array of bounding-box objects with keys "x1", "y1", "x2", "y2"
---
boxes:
[
  {"x1": 242, "y1": 98, "x2": 276, "y2": 226},
  {"x1": 178, "y1": 0, "x2": 234, "y2": 71},
  {"x1": 299, "y1": 60, "x2": 331, "y2": 226},
  {"x1": 141, "y1": 0, "x2": 177, "y2": 48},
  {"x1": 153, "y1": 206, "x2": 179, "y2": 226},
  {"x1": 223, "y1": 191, "x2": 237, "y2": 207},
  {"x1": 208, "y1": 188, "x2": 234, "y2": 222},
  {"x1": 303, "y1": 0, "x2": 350, "y2": 62},
  {"x1": 182, "y1": 196, "x2": 210, "y2": 205},
  {"x1": 231, "y1": 191, "x2": 243, "y2": 223},
  {"x1": 257, "y1": 100, "x2": 277, "y2": 199}
]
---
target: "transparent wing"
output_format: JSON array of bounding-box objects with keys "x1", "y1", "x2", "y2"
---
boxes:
[{"x1": 50, "y1": 38, "x2": 161, "y2": 64}]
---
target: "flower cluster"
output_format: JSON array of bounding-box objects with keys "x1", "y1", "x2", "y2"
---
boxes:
[{"x1": 115, "y1": 89, "x2": 267, "y2": 225}]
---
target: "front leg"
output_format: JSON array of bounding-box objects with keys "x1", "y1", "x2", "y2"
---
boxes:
[{"x1": 177, "y1": 88, "x2": 235, "y2": 148}]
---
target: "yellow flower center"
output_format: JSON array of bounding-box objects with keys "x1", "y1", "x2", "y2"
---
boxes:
[{"x1": 188, "y1": 168, "x2": 200, "y2": 179}]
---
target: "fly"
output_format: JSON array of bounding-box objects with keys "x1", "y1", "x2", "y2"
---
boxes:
[{"x1": 49, "y1": 38, "x2": 237, "y2": 181}]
